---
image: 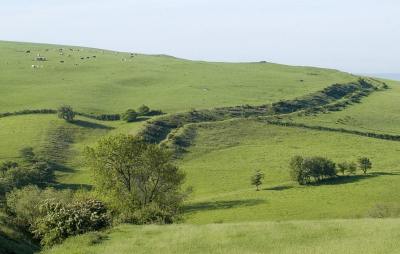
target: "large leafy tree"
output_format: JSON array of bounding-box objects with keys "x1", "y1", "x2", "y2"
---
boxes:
[{"x1": 85, "y1": 134, "x2": 186, "y2": 223}]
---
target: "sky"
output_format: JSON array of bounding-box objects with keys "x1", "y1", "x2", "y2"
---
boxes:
[{"x1": 0, "y1": 0, "x2": 399, "y2": 73}]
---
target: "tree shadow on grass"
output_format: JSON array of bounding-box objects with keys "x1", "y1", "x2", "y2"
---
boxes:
[
  {"x1": 184, "y1": 199, "x2": 265, "y2": 213},
  {"x1": 311, "y1": 175, "x2": 374, "y2": 186},
  {"x1": 312, "y1": 171, "x2": 400, "y2": 186},
  {"x1": 264, "y1": 185, "x2": 294, "y2": 191},
  {"x1": 71, "y1": 120, "x2": 114, "y2": 130}
]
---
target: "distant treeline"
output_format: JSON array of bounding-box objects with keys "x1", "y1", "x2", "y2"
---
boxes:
[{"x1": 138, "y1": 78, "x2": 384, "y2": 145}]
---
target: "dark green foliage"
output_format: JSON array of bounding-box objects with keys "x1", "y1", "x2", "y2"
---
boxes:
[
  {"x1": 5, "y1": 186, "x2": 73, "y2": 230},
  {"x1": 272, "y1": 80, "x2": 374, "y2": 114},
  {"x1": 289, "y1": 156, "x2": 336, "y2": 185},
  {"x1": 0, "y1": 161, "x2": 54, "y2": 196},
  {"x1": 33, "y1": 198, "x2": 110, "y2": 246},
  {"x1": 251, "y1": 170, "x2": 264, "y2": 191},
  {"x1": 85, "y1": 134, "x2": 187, "y2": 224},
  {"x1": 57, "y1": 105, "x2": 75, "y2": 122},
  {"x1": 0, "y1": 149, "x2": 54, "y2": 196},
  {"x1": 137, "y1": 104, "x2": 150, "y2": 116},
  {"x1": 0, "y1": 161, "x2": 18, "y2": 177},
  {"x1": 358, "y1": 157, "x2": 372, "y2": 174},
  {"x1": 5, "y1": 187, "x2": 109, "y2": 247},
  {"x1": 338, "y1": 161, "x2": 357, "y2": 175},
  {"x1": 0, "y1": 109, "x2": 56, "y2": 119},
  {"x1": 122, "y1": 109, "x2": 138, "y2": 122}
]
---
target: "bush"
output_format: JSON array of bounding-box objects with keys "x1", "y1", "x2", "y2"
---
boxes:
[
  {"x1": 127, "y1": 203, "x2": 179, "y2": 225},
  {"x1": 0, "y1": 161, "x2": 54, "y2": 196},
  {"x1": 121, "y1": 109, "x2": 138, "y2": 122},
  {"x1": 137, "y1": 105, "x2": 150, "y2": 116},
  {"x1": 5, "y1": 186, "x2": 73, "y2": 229},
  {"x1": 33, "y1": 198, "x2": 110, "y2": 246},
  {"x1": 57, "y1": 105, "x2": 75, "y2": 122}
]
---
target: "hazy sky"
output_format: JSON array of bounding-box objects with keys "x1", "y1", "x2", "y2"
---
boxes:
[{"x1": 1, "y1": 0, "x2": 399, "y2": 73}]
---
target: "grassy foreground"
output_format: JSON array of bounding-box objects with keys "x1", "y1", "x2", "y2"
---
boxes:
[{"x1": 45, "y1": 219, "x2": 400, "y2": 254}]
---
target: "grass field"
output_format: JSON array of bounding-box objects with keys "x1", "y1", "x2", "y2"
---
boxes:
[
  {"x1": 0, "y1": 41, "x2": 356, "y2": 114},
  {"x1": 179, "y1": 119, "x2": 400, "y2": 223},
  {"x1": 1, "y1": 41, "x2": 399, "y2": 253},
  {"x1": 44, "y1": 219, "x2": 400, "y2": 254}
]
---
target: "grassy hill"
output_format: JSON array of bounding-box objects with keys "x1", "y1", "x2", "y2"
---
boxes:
[
  {"x1": 44, "y1": 219, "x2": 400, "y2": 254},
  {"x1": 0, "y1": 41, "x2": 399, "y2": 253},
  {"x1": 0, "y1": 41, "x2": 356, "y2": 114}
]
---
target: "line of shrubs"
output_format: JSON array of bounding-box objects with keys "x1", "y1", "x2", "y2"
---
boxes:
[
  {"x1": 263, "y1": 120, "x2": 400, "y2": 142},
  {"x1": 0, "y1": 109, "x2": 57, "y2": 119},
  {"x1": 138, "y1": 79, "x2": 378, "y2": 146},
  {"x1": 289, "y1": 155, "x2": 372, "y2": 185},
  {"x1": 0, "y1": 105, "x2": 163, "y2": 122}
]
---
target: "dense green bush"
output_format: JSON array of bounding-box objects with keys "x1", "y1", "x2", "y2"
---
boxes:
[
  {"x1": 33, "y1": 198, "x2": 110, "y2": 246},
  {"x1": 290, "y1": 156, "x2": 337, "y2": 185},
  {"x1": 0, "y1": 161, "x2": 54, "y2": 196},
  {"x1": 5, "y1": 186, "x2": 110, "y2": 247},
  {"x1": 57, "y1": 105, "x2": 75, "y2": 122},
  {"x1": 5, "y1": 186, "x2": 73, "y2": 230}
]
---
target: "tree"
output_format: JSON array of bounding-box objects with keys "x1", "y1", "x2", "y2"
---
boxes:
[
  {"x1": 251, "y1": 170, "x2": 264, "y2": 191},
  {"x1": 85, "y1": 134, "x2": 187, "y2": 223},
  {"x1": 347, "y1": 162, "x2": 357, "y2": 175},
  {"x1": 358, "y1": 157, "x2": 372, "y2": 174},
  {"x1": 137, "y1": 104, "x2": 150, "y2": 116},
  {"x1": 337, "y1": 162, "x2": 348, "y2": 175},
  {"x1": 289, "y1": 156, "x2": 309, "y2": 185},
  {"x1": 122, "y1": 109, "x2": 138, "y2": 122},
  {"x1": 57, "y1": 105, "x2": 75, "y2": 122}
]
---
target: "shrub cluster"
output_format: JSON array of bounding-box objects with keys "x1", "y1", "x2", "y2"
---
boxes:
[
  {"x1": 289, "y1": 156, "x2": 373, "y2": 185},
  {"x1": 0, "y1": 148, "x2": 54, "y2": 196},
  {"x1": 5, "y1": 186, "x2": 110, "y2": 247},
  {"x1": 121, "y1": 105, "x2": 163, "y2": 123},
  {"x1": 34, "y1": 198, "x2": 110, "y2": 246},
  {"x1": 290, "y1": 156, "x2": 336, "y2": 185}
]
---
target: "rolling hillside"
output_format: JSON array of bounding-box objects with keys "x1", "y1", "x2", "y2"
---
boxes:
[{"x1": 0, "y1": 41, "x2": 399, "y2": 254}]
